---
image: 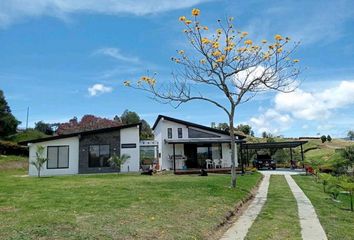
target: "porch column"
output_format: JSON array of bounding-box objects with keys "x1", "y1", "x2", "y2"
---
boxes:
[
  {"x1": 173, "y1": 143, "x2": 176, "y2": 174},
  {"x1": 240, "y1": 144, "x2": 244, "y2": 174}
]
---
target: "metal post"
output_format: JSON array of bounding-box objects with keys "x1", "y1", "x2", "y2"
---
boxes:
[
  {"x1": 290, "y1": 147, "x2": 293, "y2": 169},
  {"x1": 26, "y1": 107, "x2": 29, "y2": 130},
  {"x1": 173, "y1": 143, "x2": 176, "y2": 174},
  {"x1": 300, "y1": 144, "x2": 305, "y2": 169}
]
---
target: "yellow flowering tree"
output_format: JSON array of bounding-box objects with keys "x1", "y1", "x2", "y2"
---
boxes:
[{"x1": 125, "y1": 8, "x2": 300, "y2": 188}]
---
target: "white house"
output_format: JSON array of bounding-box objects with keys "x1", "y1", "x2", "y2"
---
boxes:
[
  {"x1": 152, "y1": 115, "x2": 245, "y2": 172},
  {"x1": 24, "y1": 123, "x2": 141, "y2": 176}
]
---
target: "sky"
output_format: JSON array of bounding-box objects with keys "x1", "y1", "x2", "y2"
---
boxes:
[{"x1": 1, "y1": 0, "x2": 354, "y2": 137}]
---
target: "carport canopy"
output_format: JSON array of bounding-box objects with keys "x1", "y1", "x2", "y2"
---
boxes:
[{"x1": 240, "y1": 140, "x2": 308, "y2": 172}]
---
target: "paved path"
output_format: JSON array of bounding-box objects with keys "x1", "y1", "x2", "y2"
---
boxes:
[
  {"x1": 220, "y1": 174, "x2": 270, "y2": 240},
  {"x1": 285, "y1": 175, "x2": 328, "y2": 240},
  {"x1": 220, "y1": 169, "x2": 327, "y2": 240}
]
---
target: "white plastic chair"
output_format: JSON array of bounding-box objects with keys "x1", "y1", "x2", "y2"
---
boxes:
[
  {"x1": 214, "y1": 159, "x2": 222, "y2": 168},
  {"x1": 206, "y1": 159, "x2": 214, "y2": 169}
]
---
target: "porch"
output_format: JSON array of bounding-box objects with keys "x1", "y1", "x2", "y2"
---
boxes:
[{"x1": 165, "y1": 138, "x2": 245, "y2": 173}]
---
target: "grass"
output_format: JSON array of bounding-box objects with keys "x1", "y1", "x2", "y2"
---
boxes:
[
  {"x1": 245, "y1": 175, "x2": 301, "y2": 240},
  {"x1": 0, "y1": 169, "x2": 261, "y2": 240},
  {"x1": 293, "y1": 175, "x2": 354, "y2": 240},
  {"x1": 5, "y1": 129, "x2": 49, "y2": 143}
]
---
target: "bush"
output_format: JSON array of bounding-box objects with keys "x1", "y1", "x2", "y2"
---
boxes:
[
  {"x1": 0, "y1": 140, "x2": 28, "y2": 156},
  {"x1": 5, "y1": 129, "x2": 49, "y2": 143}
]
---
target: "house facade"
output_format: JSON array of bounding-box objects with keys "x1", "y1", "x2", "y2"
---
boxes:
[
  {"x1": 152, "y1": 115, "x2": 245, "y2": 172},
  {"x1": 25, "y1": 123, "x2": 140, "y2": 176}
]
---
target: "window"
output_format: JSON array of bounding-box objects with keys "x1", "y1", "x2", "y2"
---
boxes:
[
  {"x1": 167, "y1": 128, "x2": 172, "y2": 139},
  {"x1": 178, "y1": 128, "x2": 183, "y2": 138},
  {"x1": 89, "y1": 145, "x2": 110, "y2": 167},
  {"x1": 47, "y1": 146, "x2": 69, "y2": 169}
]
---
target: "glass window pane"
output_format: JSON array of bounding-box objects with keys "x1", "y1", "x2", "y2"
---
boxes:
[
  {"x1": 100, "y1": 145, "x2": 110, "y2": 167},
  {"x1": 168, "y1": 128, "x2": 172, "y2": 138},
  {"x1": 47, "y1": 147, "x2": 58, "y2": 168},
  {"x1": 211, "y1": 144, "x2": 222, "y2": 159},
  {"x1": 58, "y1": 146, "x2": 69, "y2": 168},
  {"x1": 89, "y1": 145, "x2": 100, "y2": 167}
]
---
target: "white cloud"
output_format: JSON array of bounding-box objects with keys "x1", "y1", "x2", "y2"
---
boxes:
[
  {"x1": 275, "y1": 80, "x2": 354, "y2": 120},
  {"x1": 0, "y1": 0, "x2": 210, "y2": 27},
  {"x1": 249, "y1": 109, "x2": 292, "y2": 135},
  {"x1": 88, "y1": 83, "x2": 113, "y2": 96},
  {"x1": 94, "y1": 48, "x2": 140, "y2": 64}
]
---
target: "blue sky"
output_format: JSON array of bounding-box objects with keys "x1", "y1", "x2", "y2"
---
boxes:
[{"x1": 1, "y1": 0, "x2": 354, "y2": 137}]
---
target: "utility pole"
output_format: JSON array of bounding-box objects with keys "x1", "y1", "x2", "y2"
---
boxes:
[{"x1": 26, "y1": 107, "x2": 29, "y2": 130}]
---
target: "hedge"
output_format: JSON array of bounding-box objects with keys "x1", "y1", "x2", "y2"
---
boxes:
[{"x1": 0, "y1": 140, "x2": 28, "y2": 156}]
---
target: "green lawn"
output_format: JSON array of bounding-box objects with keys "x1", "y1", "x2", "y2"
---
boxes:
[
  {"x1": 245, "y1": 175, "x2": 301, "y2": 240},
  {"x1": 0, "y1": 169, "x2": 261, "y2": 240},
  {"x1": 293, "y1": 175, "x2": 354, "y2": 240}
]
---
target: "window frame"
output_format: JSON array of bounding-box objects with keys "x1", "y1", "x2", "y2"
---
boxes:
[
  {"x1": 177, "y1": 128, "x2": 183, "y2": 138},
  {"x1": 88, "y1": 144, "x2": 111, "y2": 168},
  {"x1": 46, "y1": 145, "x2": 70, "y2": 169},
  {"x1": 167, "y1": 128, "x2": 173, "y2": 139}
]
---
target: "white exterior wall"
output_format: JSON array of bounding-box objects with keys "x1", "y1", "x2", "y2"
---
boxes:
[
  {"x1": 221, "y1": 143, "x2": 239, "y2": 168},
  {"x1": 154, "y1": 120, "x2": 188, "y2": 170},
  {"x1": 120, "y1": 126, "x2": 140, "y2": 172},
  {"x1": 28, "y1": 137, "x2": 79, "y2": 176}
]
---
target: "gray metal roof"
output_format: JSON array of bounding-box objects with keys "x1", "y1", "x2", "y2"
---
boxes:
[
  {"x1": 241, "y1": 140, "x2": 308, "y2": 150},
  {"x1": 165, "y1": 138, "x2": 245, "y2": 144}
]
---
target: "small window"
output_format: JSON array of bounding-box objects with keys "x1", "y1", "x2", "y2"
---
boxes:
[
  {"x1": 178, "y1": 128, "x2": 183, "y2": 138},
  {"x1": 167, "y1": 128, "x2": 172, "y2": 139},
  {"x1": 89, "y1": 145, "x2": 110, "y2": 168},
  {"x1": 47, "y1": 146, "x2": 69, "y2": 169}
]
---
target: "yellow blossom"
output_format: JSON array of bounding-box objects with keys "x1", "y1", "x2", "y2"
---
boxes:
[
  {"x1": 201, "y1": 37, "x2": 210, "y2": 44},
  {"x1": 274, "y1": 34, "x2": 283, "y2": 41},
  {"x1": 216, "y1": 29, "x2": 222, "y2": 35},
  {"x1": 229, "y1": 17, "x2": 234, "y2": 21},
  {"x1": 285, "y1": 37, "x2": 291, "y2": 41},
  {"x1": 262, "y1": 39, "x2": 267, "y2": 44},
  {"x1": 293, "y1": 59, "x2": 300, "y2": 63},
  {"x1": 216, "y1": 55, "x2": 226, "y2": 62},
  {"x1": 241, "y1": 31, "x2": 248, "y2": 36},
  {"x1": 269, "y1": 45, "x2": 274, "y2": 49},
  {"x1": 178, "y1": 50, "x2": 185, "y2": 55},
  {"x1": 244, "y1": 39, "x2": 253, "y2": 45},
  {"x1": 179, "y1": 16, "x2": 186, "y2": 22},
  {"x1": 212, "y1": 41, "x2": 220, "y2": 48},
  {"x1": 203, "y1": 26, "x2": 209, "y2": 30},
  {"x1": 276, "y1": 48, "x2": 283, "y2": 53},
  {"x1": 224, "y1": 46, "x2": 233, "y2": 51},
  {"x1": 192, "y1": 8, "x2": 200, "y2": 16},
  {"x1": 185, "y1": 20, "x2": 192, "y2": 25},
  {"x1": 200, "y1": 59, "x2": 206, "y2": 64},
  {"x1": 123, "y1": 80, "x2": 131, "y2": 86},
  {"x1": 263, "y1": 53, "x2": 270, "y2": 60},
  {"x1": 212, "y1": 50, "x2": 222, "y2": 57}
]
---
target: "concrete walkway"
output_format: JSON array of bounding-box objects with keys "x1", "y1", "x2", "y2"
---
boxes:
[
  {"x1": 285, "y1": 175, "x2": 328, "y2": 240},
  {"x1": 220, "y1": 174, "x2": 270, "y2": 240},
  {"x1": 220, "y1": 169, "x2": 327, "y2": 240}
]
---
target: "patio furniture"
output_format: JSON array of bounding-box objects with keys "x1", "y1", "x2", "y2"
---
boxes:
[
  {"x1": 214, "y1": 159, "x2": 222, "y2": 168},
  {"x1": 206, "y1": 159, "x2": 214, "y2": 169}
]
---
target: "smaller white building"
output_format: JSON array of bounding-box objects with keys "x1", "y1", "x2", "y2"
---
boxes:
[
  {"x1": 25, "y1": 124, "x2": 141, "y2": 176},
  {"x1": 152, "y1": 115, "x2": 245, "y2": 172}
]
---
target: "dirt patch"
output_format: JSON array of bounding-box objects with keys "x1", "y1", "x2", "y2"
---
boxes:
[
  {"x1": 0, "y1": 160, "x2": 28, "y2": 170},
  {"x1": 208, "y1": 174, "x2": 264, "y2": 240}
]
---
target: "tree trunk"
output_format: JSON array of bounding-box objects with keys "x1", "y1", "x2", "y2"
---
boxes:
[
  {"x1": 38, "y1": 168, "x2": 40, "y2": 178},
  {"x1": 229, "y1": 115, "x2": 237, "y2": 188}
]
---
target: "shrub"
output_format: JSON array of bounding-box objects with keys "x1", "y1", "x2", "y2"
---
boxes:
[{"x1": 0, "y1": 140, "x2": 28, "y2": 156}]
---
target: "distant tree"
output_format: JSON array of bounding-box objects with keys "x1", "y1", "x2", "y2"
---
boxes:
[
  {"x1": 30, "y1": 145, "x2": 47, "y2": 177},
  {"x1": 326, "y1": 135, "x2": 332, "y2": 142},
  {"x1": 56, "y1": 115, "x2": 120, "y2": 135},
  {"x1": 348, "y1": 130, "x2": 354, "y2": 141},
  {"x1": 217, "y1": 123, "x2": 229, "y2": 131},
  {"x1": 235, "y1": 124, "x2": 252, "y2": 135},
  {"x1": 250, "y1": 130, "x2": 255, "y2": 137},
  {"x1": 0, "y1": 90, "x2": 20, "y2": 138},
  {"x1": 262, "y1": 131, "x2": 268, "y2": 138},
  {"x1": 35, "y1": 121, "x2": 54, "y2": 135},
  {"x1": 266, "y1": 137, "x2": 277, "y2": 155},
  {"x1": 120, "y1": 110, "x2": 140, "y2": 124},
  {"x1": 341, "y1": 146, "x2": 354, "y2": 170},
  {"x1": 108, "y1": 153, "x2": 130, "y2": 172},
  {"x1": 140, "y1": 119, "x2": 154, "y2": 139},
  {"x1": 320, "y1": 135, "x2": 327, "y2": 143}
]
